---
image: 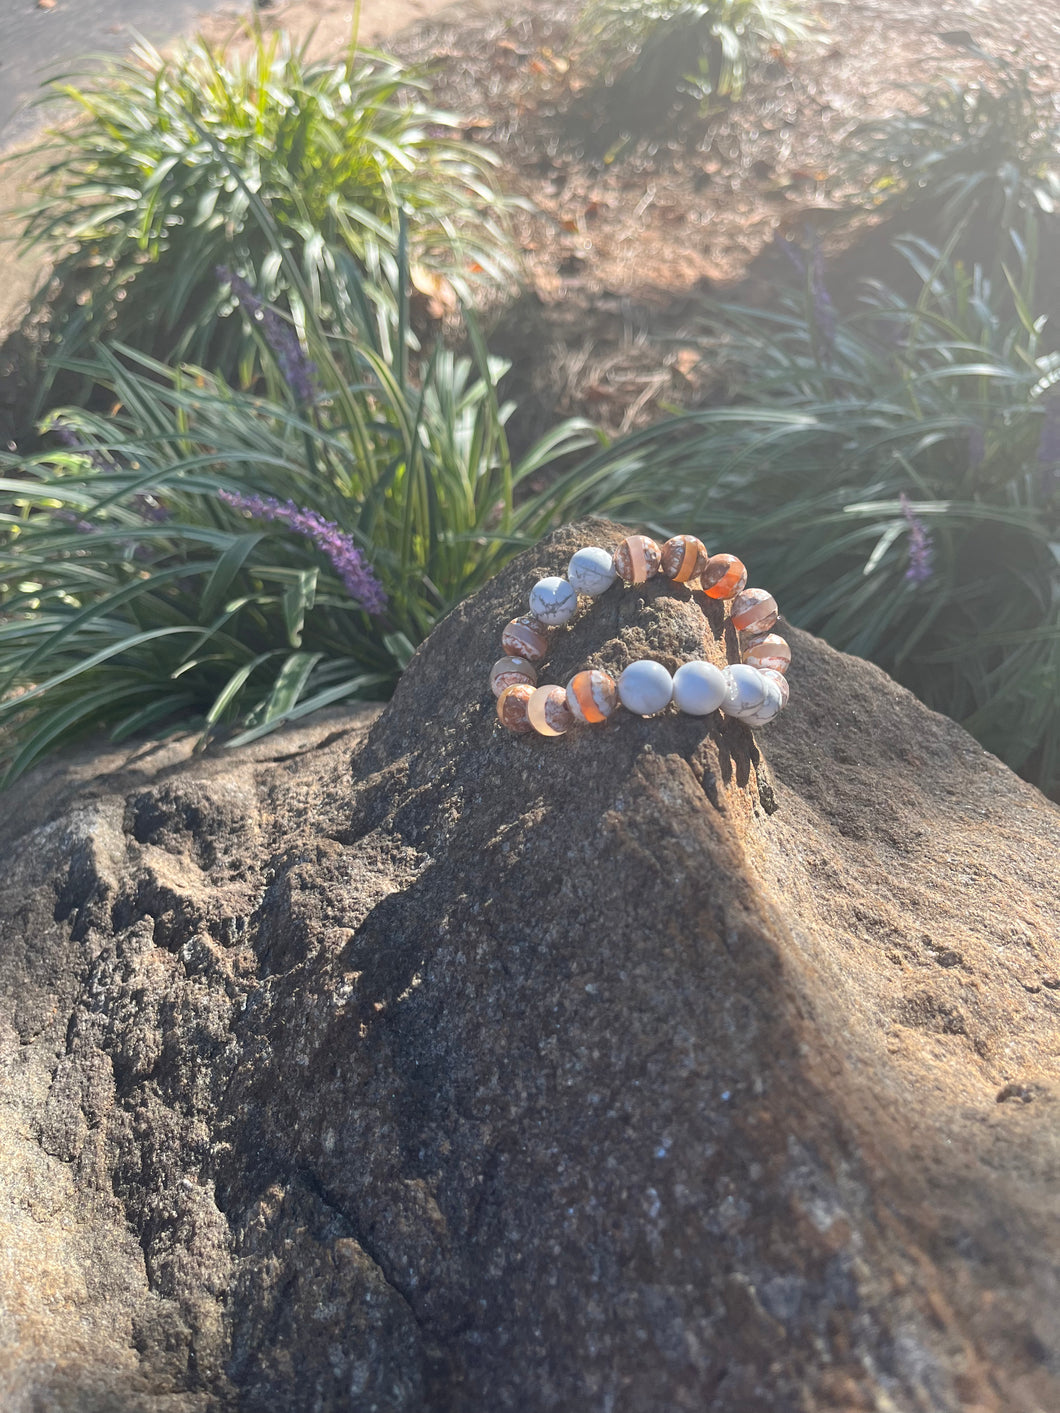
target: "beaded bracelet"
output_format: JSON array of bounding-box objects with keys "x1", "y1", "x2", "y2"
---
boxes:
[{"x1": 491, "y1": 533, "x2": 791, "y2": 738}]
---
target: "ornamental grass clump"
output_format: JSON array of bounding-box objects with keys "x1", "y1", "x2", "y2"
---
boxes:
[
  {"x1": 0, "y1": 249, "x2": 640, "y2": 785},
  {"x1": 848, "y1": 53, "x2": 1060, "y2": 260},
  {"x1": 12, "y1": 27, "x2": 519, "y2": 401},
  {"x1": 572, "y1": 0, "x2": 812, "y2": 148},
  {"x1": 601, "y1": 230, "x2": 1060, "y2": 797}
]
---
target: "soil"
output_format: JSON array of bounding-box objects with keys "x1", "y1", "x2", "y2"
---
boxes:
[{"x1": 2, "y1": 0, "x2": 1059, "y2": 450}]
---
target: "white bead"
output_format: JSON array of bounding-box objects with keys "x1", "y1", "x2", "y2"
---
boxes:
[
  {"x1": 617, "y1": 660, "x2": 673, "y2": 716},
  {"x1": 672, "y1": 660, "x2": 727, "y2": 715},
  {"x1": 723, "y1": 664, "x2": 767, "y2": 719},
  {"x1": 743, "y1": 678, "x2": 785, "y2": 726},
  {"x1": 567, "y1": 546, "x2": 617, "y2": 596},
  {"x1": 528, "y1": 575, "x2": 578, "y2": 625}
]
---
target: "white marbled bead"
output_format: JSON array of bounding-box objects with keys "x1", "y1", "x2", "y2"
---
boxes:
[
  {"x1": 742, "y1": 677, "x2": 785, "y2": 726},
  {"x1": 617, "y1": 660, "x2": 673, "y2": 716},
  {"x1": 759, "y1": 668, "x2": 789, "y2": 707},
  {"x1": 672, "y1": 660, "x2": 727, "y2": 716},
  {"x1": 567, "y1": 546, "x2": 617, "y2": 596},
  {"x1": 529, "y1": 575, "x2": 578, "y2": 626},
  {"x1": 722, "y1": 664, "x2": 768, "y2": 719}
]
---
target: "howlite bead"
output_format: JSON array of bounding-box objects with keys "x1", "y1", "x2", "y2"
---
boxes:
[
  {"x1": 617, "y1": 660, "x2": 673, "y2": 716},
  {"x1": 527, "y1": 684, "x2": 574, "y2": 737},
  {"x1": 497, "y1": 683, "x2": 535, "y2": 734},
  {"x1": 660, "y1": 534, "x2": 709, "y2": 583},
  {"x1": 759, "y1": 668, "x2": 790, "y2": 707},
  {"x1": 566, "y1": 669, "x2": 618, "y2": 724},
  {"x1": 744, "y1": 633, "x2": 790, "y2": 674},
  {"x1": 722, "y1": 664, "x2": 767, "y2": 718},
  {"x1": 731, "y1": 588, "x2": 778, "y2": 635},
  {"x1": 490, "y1": 656, "x2": 537, "y2": 697},
  {"x1": 568, "y1": 546, "x2": 617, "y2": 596},
  {"x1": 701, "y1": 554, "x2": 748, "y2": 600},
  {"x1": 743, "y1": 677, "x2": 785, "y2": 726},
  {"x1": 501, "y1": 615, "x2": 549, "y2": 663},
  {"x1": 529, "y1": 575, "x2": 578, "y2": 626},
  {"x1": 672, "y1": 660, "x2": 727, "y2": 715},
  {"x1": 613, "y1": 535, "x2": 662, "y2": 585}
]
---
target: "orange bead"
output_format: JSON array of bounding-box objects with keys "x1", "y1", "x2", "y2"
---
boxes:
[
  {"x1": 660, "y1": 534, "x2": 709, "y2": 583},
  {"x1": 731, "y1": 588, "x2": 778, "y2": 635},
  {"x1": 565, "y1": 669, "x2": 618, "y2": 724},
  {"x1": 700, "y1": 554, "x2": 747, "y2": 600},
  {"x1": 612, "y1": 534, "x2": 662, "y2": 585},
  {"x1": 496, "y1": 683, "x2": 535, "y2": 734},
  {"x1": 501, "y1": 614, "x2": 549, "y2": 663}
]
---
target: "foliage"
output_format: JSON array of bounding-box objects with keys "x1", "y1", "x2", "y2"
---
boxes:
[
  {"x1": 11, "y1": 27, "x2": 519, "y2": 402},
  {"x1": 615, "y1": 230, "x2": 1060, "y2": 797},
  {"x1": 572, "y1": 0, "x2": 811, "y2": 146},
  {"x1": 849, "y1": 54, "x2": 1060, "y2": 252},
  {"x1": 0, "y1": 247, "x2": 640, "y2": 786}
]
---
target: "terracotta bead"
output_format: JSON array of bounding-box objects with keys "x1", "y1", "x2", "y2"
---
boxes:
[
  {"x1": 701, "y1": 554, "x2": 747, "y2": 600},
  {"x1": 496, "y1": 682, "x2": 535, "y2": 734},
  {"x1": 612, "y1": 534, "x2": 662, "y2": 585},
  {"x1": 501, "y1": 614, "x2": 549, "y2": 663},
  {"x1": 759, "y1": 668, "x2": 790, "y2": 707},
  {"x1": 565, "y1": 669, "x2": 618, "y2": 724},
  {"x1": 490, "y1": 656, "x2": 538, "y2": 697},
  {"x1": 660, "y1": 534, "x2": 709, "y2": 583},
  {"x1": 731, "y1": 588, "x2": 778, "y2": 635},
  {"x1": 744, "y1": 633, "x2": 791, "y2": 675},
  {"x1": 527, "y1": 684, "x2": 574, "y2": 737}
]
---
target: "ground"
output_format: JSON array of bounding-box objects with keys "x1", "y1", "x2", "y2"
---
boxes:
[{"x1": 2, "y1": 0, "x2": 1059, "y2": 444}]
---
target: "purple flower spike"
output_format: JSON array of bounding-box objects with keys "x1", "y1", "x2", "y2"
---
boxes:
[
  {"x1": 900, "y1": 492, "x2": 934, "y2": 585},
  {"x1": 219, "y1": 490, "x2": 387, "y2": 616},
  {"x1": 217, "y1": 267, "x2": 318, "y2": 404}
]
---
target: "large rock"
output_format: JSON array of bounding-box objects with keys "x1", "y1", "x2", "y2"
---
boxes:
[{"x1": 1, "y1": 518, "x2": 1058, "y2": 1413}]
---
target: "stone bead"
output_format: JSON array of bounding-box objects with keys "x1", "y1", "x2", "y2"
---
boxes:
[
  {"x1": 566, "y1": 669, "x2": 618, "y2": 724},
  {"x1": 731, "y1": 588, "x2": 778, "y2": 636},
  {"x1": 700, "y1": 554, "x2": 748, "y2": 600},
  {"x1": 496, "y1": 682, "x2": 535, "y2": 734},
  {"x1": 490, "y1": 656, "x2": 537, "y2": 697},
  {"x1": 612, "y1": 534, "x2": 662, "y2": 585},
  {"x1": 660, "y1": 534, "x2": 709, "y2": 583},
  {"x1": 722, "y1": 664, "x2": 767, "y2": 719},
  {"x1": 568, "y1": 546, "x2": 617, "y2": 597},
  {"x1": 527, "y1": 684, "x2": 574, "y2": 737},
  {"x1": 743, "y1": 633, "x2": 791, "y2": 675},
  {"x1": 759, "y1": 668, "x2": 790, "y2": 707},
  {"x1": 617, "y1": 659, "x2": 673, "y2": 716},
  {"x1": 672, "y1": 660, "x2": 727, "y2": 716},
  {"x1": 501, "y1": 614, "x2": 549, "y2": 663},
  {"x1": 742, "y1": 677, "x2": 785, "y2": 727},
  {"x1": 529, "y1": 575, "x2": 578, "y2": 626}
]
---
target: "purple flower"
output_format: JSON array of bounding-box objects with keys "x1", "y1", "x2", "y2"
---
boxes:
[
  {"x1": 773, "y1": 233, "x2": 835, "y2": 358},
  {"x1": 900, "y1": 492, "x2": 934, "y2": 584},
  {"x1": 52, "y1": 422, "x2": 106, "y2": 469},
  {"x1": 217, "y1": 267, "x2": 318, "y2": 404},
  {"x1": 219, "y1": 490, "x2": 387, "y2": 615}
]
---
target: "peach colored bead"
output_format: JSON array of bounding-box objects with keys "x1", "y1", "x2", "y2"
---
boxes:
[
  {"x1": 565, "y1": 669, "x2": 618, "y2": 724},
  {"x1": 527, "y1": 685, "x2": 574, "y2": 737},
  {"x1": 700, "y1": 553, "x2": 747, "y2": 600},
  {"x1": 744, "y1": 633, "x2": 791, "y2": 675},
  {"x1": 501, "y1": 614, "x2": 549, "y2": 663},
  {"x1": 759, "y1": 668, "x2": 790, "y2": 706},
  {"x1": 496, "y1": 682, "x2": 535, "y2": 734},
  {"x1": 612, "y1": 534, "x2": 662, "y2": 585},
  {"x1": 660, "y1": 534, "x2": 709, "y2": 583},
  {"x1": 490, "y1": 656, "x2": 538, "y2": 697},
  {"x1": 731, "y1": 588, "x2": 779, "y2": 635}
]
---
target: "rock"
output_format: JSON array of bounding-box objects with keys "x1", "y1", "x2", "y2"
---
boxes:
[{"x1": 0, "y1": 518, "x2": 1058, "y2": 1412}]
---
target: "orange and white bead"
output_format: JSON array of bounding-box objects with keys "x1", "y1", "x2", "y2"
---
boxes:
[
  {"x1": 661, "y1": 534, "x2": 709, "y2": 583},
  {"x1": 612, "y1": 534, "x2": 662, "y2": 585},
  {"x1": 566, "y1": 669, "x2": 618, "y2": 724},
  {"x1": 701, "y1": 553, "x2": 748, "y2": 600}
]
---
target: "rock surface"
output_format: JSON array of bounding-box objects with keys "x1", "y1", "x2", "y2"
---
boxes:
[{"x1": 1, "y1": 517, "x2": 1059, "y2": 1413}]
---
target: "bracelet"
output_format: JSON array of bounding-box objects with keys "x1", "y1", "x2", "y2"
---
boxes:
[{"x1": 491, "y1": 533, "x2": 791, "y2": 738}]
